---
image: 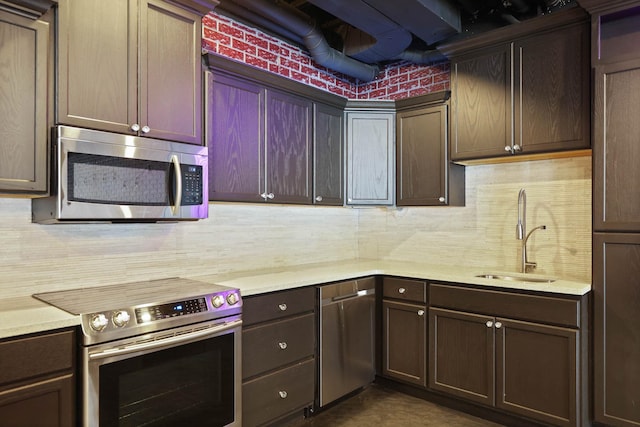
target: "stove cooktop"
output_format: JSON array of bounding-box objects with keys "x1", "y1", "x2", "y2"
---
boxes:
[{"x1": 33, "y1": 277, "x2": 242, "y2": 345}]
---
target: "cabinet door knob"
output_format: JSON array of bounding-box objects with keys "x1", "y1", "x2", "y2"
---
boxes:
[
  {"x1": 141, "y1": 125, "x2": 150, "y2": 134},
  {"x1": 417, "y1": 309, "x2": 425, "y2": 316},
  {"x1": 278, "y1": 303, "x2": 287, "y2": 311},
  {"x1": 486, "y1": 320, "x2": 494, "y2": 328},
  {"x1": 131, "y1": 123, "x2": 140, "y2": 132},
  {"x1": 278, "y1": 341, "x2": 288, "y2": 350},
  {"x1": 260, "y1": 192, "x2": 267, "y2": 200},
  {"x1": 495, "y1": 321, "x2": 503, "y2": 329},
  {"x1": 398, "y1": 287, "x2": 406, "y2": 294},
  {"x1": 279, "y1": 391, "x2": 288, "y2": 399},
  {"x1": 438, "y1": 196, "x2": 445, "y2": 203},
  {"x1": 504, "y1": 145, "x2": 512, "y2": 153},
  {"x1": 512, "y1": 145, "x2": 521, "y2": 153},
  {"x1": 267, "y1": 193, "x2": 275, "y2": 200},
  {"x1": 315, "y1": 195, "x2": 323, "y2": 202}
]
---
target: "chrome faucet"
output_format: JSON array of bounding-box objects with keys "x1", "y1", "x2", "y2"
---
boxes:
[{"x1": 516, "y1": 189, "x2": 546, "y2": 273}]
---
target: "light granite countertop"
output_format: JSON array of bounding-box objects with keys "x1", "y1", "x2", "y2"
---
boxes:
[{"x1": 0, "y1": 259, "x2": 591, "y2": 340}]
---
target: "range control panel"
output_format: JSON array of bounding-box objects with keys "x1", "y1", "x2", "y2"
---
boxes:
[{"x1": 135, "y1": 297, "x2": 207, "y2": 323}]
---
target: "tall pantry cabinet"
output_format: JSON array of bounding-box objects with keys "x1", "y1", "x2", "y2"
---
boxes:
[{"x1": 583, "y1": 0, "x2": 640, "y2": 426}]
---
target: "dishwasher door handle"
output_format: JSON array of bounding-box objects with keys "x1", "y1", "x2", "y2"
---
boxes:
[{"x1": 324, "y1": 288, "x2": 375, "y2": 304}]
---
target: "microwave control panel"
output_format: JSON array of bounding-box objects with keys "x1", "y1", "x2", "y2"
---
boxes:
[{"x1": 181, "y1": 165, "x2": 203, "y2": 205}]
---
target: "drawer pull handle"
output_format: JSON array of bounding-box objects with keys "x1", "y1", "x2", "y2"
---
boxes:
[
  {"x1": 278, "y1": 341, "x2": 288, "y2": 350},
  {"x1": 279, "y1": 391, "x2": 288, "y2": 399},
  {"x1": 486, "y1": 321, "x2": 493, "y2": 328},
  {"x1": 495, "y1": 321, "x2": 503, "y2": 329},
  {"x1": 398, "y1": 287, "x2": 406, "y2": 294},
  {"x1": 278, "y1": 303, "x2": 287, "y2": 311},
  {"x1": 417, "y1": 310, "x2": 425, "y2": 316}
]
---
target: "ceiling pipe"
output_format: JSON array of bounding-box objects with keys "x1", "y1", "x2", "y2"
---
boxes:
[
  {"x1": 230, "y1": 0, "x2": 380, "y2": 82},
  {"x1": 217, "y1": 2, "x2": 304, "y2": 45},
  {"x1": 395, "y1": 49, "x2": 447, "y2": 65}
]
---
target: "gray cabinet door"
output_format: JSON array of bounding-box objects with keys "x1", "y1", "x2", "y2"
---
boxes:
[
  {"x1": 265, "y1": 89, "x2": 313, "y2": 204},
  {"x1": 346, "y1": 111, "x2": 395, "y2": 205},
  {"x1": 313, "y1": 103, "x2": 344, "y2": 205},
  {"x1": 206, "y1": 72, "x2": 265, "y2": 202},
  {"x1": 57, "y1": 0, "x2": 202, "y2": 144},
  {"x1": 593, "y1": 59, "x2": 640, "y2": 232},
  {"x1": 0, "y1": 10, "x2": 49, "y2": 194},
  {"x1": 451, "y1": 45, "x2": 512, "y2": 161},
  {"x1": 593, "y1": 233, "x2": 640, "y2": 427}
]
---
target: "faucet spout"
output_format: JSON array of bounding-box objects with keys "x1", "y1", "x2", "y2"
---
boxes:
[{"x1": 522, "y1": 225, "x2": 547, "y2": 273}]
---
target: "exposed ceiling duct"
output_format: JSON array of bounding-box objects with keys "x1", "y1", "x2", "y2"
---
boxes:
[
  {"x1": 229, "y1": 0, "x2": 380, "y2": 81},
  {"x1": 306, "y1": 0, "x2": 414, "y2": 63},
  {"x1": 217, "y1": 0, "x2": 577, "y2": 81}
]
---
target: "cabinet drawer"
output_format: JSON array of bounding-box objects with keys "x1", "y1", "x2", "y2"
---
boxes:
[
  {"x1": 0, "y1": 329, "x2": 75, "y2": 386},
  {"x1": 243, "y1": 359, "x2": 315, "y2": 427},
  {"x1": 430, "y1": 283, "x2": 580, "y2": 328},
  {"x1": 243, "y1": 287, "x2": 315, "y2": 326},
  {"x1": 383, "y1": 277, "x2": 427, "y2": 303},
  {"x1": 243, "y1": 313, "x2": 315, "y2": 379}
]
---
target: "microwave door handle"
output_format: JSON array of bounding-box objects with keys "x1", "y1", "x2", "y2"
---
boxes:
[{"x1": 171, "y1": 155, "x2": 182, "y2": 215}]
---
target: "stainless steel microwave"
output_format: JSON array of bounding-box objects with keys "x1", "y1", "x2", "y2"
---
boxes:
[{"x1": 32, "y1": 126, "x2": 208, "y2": 223}]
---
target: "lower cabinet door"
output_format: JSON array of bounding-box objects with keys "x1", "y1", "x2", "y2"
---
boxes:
[
  {"x1": 429, "y1": 307, "x2": 495, "y2": 405},
  {"x1": 496, "y1": 319, "x2": 578, "y2": 427},
  {"x1": 242, "y1": 359, "x2": 315, "y2": 427},
  {"x1": 0, "y1": 374, "x2": 75, "y2": 427},
  {"x1": 382, "y1": 300, "x2": 427, "y2": 387}
]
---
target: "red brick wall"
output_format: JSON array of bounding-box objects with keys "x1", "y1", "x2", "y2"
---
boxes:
[{"x1": 202, "y1": 12, "x2": 450, "y2": 100}]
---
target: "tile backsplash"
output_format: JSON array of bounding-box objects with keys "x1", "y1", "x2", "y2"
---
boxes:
[{"x1": 0, "y1": 156, "x2": 591, "y2": 298}]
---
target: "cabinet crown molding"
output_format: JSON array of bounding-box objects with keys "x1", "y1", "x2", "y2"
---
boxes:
[
  {"x1": 577, "y1": 0, "x2": 640, "y2": 14},
  {"x1": 167, "y1": 0, "x2": 219, "y2": 15},
  {"x1": 438, "y1": 5, "x2": 589, "y2": 58},
  {"x1": 0, "y1": 0, "x2": 56, "y2": 19}
]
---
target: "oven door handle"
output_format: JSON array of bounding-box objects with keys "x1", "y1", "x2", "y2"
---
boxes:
[{"x1": 88, "y1": 319, "x2": 242, "y2": 361}]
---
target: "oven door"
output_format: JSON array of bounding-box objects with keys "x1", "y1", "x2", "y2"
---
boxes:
[{"x1": 82, "y1": 319, "x2": 241, "y2": 427}]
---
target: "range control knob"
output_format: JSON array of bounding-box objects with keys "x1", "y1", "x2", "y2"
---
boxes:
[
  {"x1": 90, "y1": 313, "x2": 109, "y2": 332},
  {"x1": 227, "y1": 292, "x2": 239, "y2": 306},
  {"x1": 211, "y1": 294, "x2": 225, "y2": 308},
  {"x1": 112, "y1": 310, "x2": 131, "y2": 328}
]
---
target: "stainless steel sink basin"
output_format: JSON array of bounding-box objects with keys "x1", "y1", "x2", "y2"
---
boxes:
[{"x1": 475, "y1": 274, "x2": 556, "y2": 283}]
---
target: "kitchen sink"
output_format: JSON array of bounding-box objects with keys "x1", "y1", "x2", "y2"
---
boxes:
[{"x1": 475, "y1": 273, "x2": 556, "y2": 283}]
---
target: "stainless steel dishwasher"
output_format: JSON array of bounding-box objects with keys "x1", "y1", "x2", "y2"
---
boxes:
[{"x1": 318, "y1": 277, "x2": 376, "y2": 407}]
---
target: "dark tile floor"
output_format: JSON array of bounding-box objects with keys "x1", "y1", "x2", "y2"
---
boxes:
[{"x1": 301, "y1": 385, "x2": 504, "y2": 427}]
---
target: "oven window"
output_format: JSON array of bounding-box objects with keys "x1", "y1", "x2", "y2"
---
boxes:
[
  {"x1": 99, "y1": 333, "x2": 235, "y2": 427},
  {"x1": 68, "y1": 152, "x2": 170, "y2": 205}
]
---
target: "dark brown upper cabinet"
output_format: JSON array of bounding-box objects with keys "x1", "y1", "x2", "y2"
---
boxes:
[
  {"x1": 593, "y1": 59, "x2": 640, "y2": 232},
  {"x1": 206, "y1": 71, "x2": 312, "y2": 204},
  {"x1": 0, "y1": 5, "x2": 54, "y2": 195},
  {"x1": 264, "y1": 89, "x2": 313, "y2": 204},
  {"x1": 580, "y1": 0, "x2": 640, "y2": 65},
  {"x1": 441, "y1": 7, "x2": 590, "y2": 162},
  {"x1": 313, "y1": 103, "x2": 344, "y2": 206},
  {"x1": 395, "y1": 92, "x2": 464, "y2": 206},
  {"x1": 206, "y1": 71, "x2": 265, "y2": 203},
  {"x1": 57, "y1": 0, "x2": 207, "y2": 145},
  {"x1": 205, "y1": 54, "x2": 347, "y2": 205}
]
